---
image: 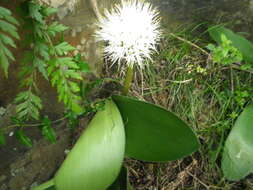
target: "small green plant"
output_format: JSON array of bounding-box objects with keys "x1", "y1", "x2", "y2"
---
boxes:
[
  {"x1": 208, "y1": 25, "x2": 253, "y2": 181},
  {"x1": 207, "y1": 34, "x2": 243, "y2": 65},
  {"x1": 208, "y1": 25, "x2": 253, "y2": 70},
  {"x1": 234, "y1": 90, "x2": 249, "y2": 108}
]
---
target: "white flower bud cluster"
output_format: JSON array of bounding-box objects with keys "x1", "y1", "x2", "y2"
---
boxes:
[{"x1": 96, "y1": 0, "x2": 161, "y2": 68}]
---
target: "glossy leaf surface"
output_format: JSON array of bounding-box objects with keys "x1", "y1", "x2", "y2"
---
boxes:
[
  {"x1": 113, "y1": 95, "x2": 199, "y2": 162},
  {"x1": 222, "y1": 104, "x2": 253, "y2": 181},
  {"x1": 54, "y1": 100, "x2": 125, "y2": 190}
]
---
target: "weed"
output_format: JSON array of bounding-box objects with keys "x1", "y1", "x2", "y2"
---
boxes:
[{"x1": 120, "y1": 23, "x2": 253, "y2": 189}]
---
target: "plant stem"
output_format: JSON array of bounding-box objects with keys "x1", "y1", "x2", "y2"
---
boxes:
[
  {"x1": 33, "y1": 179, "x2": 54, "y2": 190},
  {"x1": 169, "y1": 33, "x2": 209, "y2": 55},
  {"x1": 122, "y1": 66, "x2": 134, "y2": 95},
  {"x1": 2, "y1": 116, "x2": 67, "y2": 132}
]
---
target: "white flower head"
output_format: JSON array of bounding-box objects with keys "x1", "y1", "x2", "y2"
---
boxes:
[{"x1": 96, "y1": 0, "x2": 161, "y2": 68}]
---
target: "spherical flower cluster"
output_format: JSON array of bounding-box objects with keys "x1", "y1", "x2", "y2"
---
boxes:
[{"x1": 96, "y1": 0, "x2": 161, "y2": 68}]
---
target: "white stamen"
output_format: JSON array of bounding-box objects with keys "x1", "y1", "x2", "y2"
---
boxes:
[{"x1": 96, "y1": 0, "x2": 161, "y2": 68}]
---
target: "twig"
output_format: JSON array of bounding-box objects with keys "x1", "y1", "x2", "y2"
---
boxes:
[
  {"x1": 169, "y1": 33, "x2": 209, "y2": 56},
  {"x1": 2, "y1": 116, "x2": 67, "y2": 132},
  {"x1": 186, "y1": 171, "x2": 210, "y2": 189},
  {"x1": 229, "y1": 64, "x2": 253, "y2": 74},
  {"x1": 169, "y1": 33, "x2": 253, "y2": 75},
  {"x1": 90, "y1": 0, "x2": 103, "y2": 20},
  {"x1": 230, "y1": 67, "x2": 234, "y2": 93}
]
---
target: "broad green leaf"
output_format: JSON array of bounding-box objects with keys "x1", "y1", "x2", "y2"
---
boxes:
[
  {"x1": 45, "y1": 186, "x2": 56, "y2": 190},
  {"x1": 15, "y1": 130, "x2": 33, "y2": 147},
  {"x1": 112, "y1": 95, "x2": 199, "y2": 162},
  {"x1": 209, "y1": 26, "x2": 253, "y2": 63},
  {"x1": 107, "y1": 167, "x2": 134, "y2": 190},
  {"x1": 54, "y1": 100, "x2": 125, "y2": 190},
  {"x1": 222, "y1": 104, "x2": 253, "y2": 181}
]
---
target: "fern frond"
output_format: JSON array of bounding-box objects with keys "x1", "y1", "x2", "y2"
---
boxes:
[
  {"x1": 48, "y1": 56, "x2": 83, "y2": 113},
  {"x1": 0, "y1": 6, "x2": 19, "y2": 77},
  {"x1": 15, "y1": 91, "x2": 42, "y2": 121}
]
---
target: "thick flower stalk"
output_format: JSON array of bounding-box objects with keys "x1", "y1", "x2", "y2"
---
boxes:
[{"x1": 96, "y1": 0, "x2": 161, "y2": 94}]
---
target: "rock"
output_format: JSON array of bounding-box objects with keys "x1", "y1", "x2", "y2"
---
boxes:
[
  {"x1": 0, "y1": 107, "x2": 6, "y2": 116},
  {"x1": 0, "y1": 122, "x2": 72, "y2": 190},
  {"x1": 0, "y1": 175, "x2": 7, "y2": 183},
  {"x1": 0, "y1": 184, "x2": 7, "y2": 190},
  {"x1": 39, "y1": 0, "x2": 79, "y2": 20}
]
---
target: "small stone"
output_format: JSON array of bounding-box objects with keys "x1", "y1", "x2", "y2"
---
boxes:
[
  {"x1": 73, "y1": 50, "x2": 79, "y2": 56},
  {"x1": 0, "y1": 175, "x2": 7, "y2": 182},
  {"x1": 11, "y1": 171, "x2": 15, "y2": 177},
  {"x1": 76, "y1": 45, "x2": 82, "y2": 50},
  {"x1": 57, "y1": 7, "x2": 69, "y2": 20},
  {"x1": 0, "y1": 183, "x2": 7, "y2": 190},
  {"x1": 0, "y1": 107, "x2": 6, "y2": 116},
  {"x1": 81, "y1": 38, "x2": 86, "y2": 45},
  {"x1": 76, "y1": 26, "x2": 82, "y2": 33},
  {"x1": 71, "y1": 29, "x2": 76, "y2": 37},
  {"x1": 9, "y1": 131, "x2": 14, "y2": 137},
  {"x1": 30, "y1": 182, "x2": 38, "y2": 190},
  {"x1": 64, "y1": 149, "x2": 70, "y2": 154}
]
